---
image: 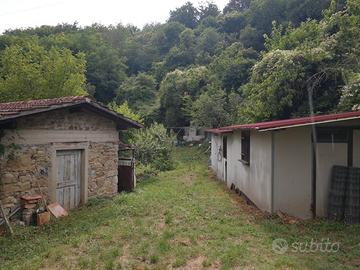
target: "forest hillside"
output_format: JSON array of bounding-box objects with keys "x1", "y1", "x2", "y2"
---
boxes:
[{"x1": 0, "y1": 0, "x2": 359, "y2": 127}]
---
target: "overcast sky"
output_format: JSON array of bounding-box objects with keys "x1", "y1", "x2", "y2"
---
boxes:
[{"x1": 0, "y1": 0, "x2": 229, "y2": 33}]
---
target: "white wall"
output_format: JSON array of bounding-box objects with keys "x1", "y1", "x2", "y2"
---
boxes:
[
  {"x1": 226, "y1": 130, "x2": 273, "y2": 213},
  {"x1": 210, "y1": 134, "x2": 224, "y2": 181},
  {"x1": 353, "y1": 129, "x2": 360, "y2": 167},
  {"x1": 210, "y1": 121, "x2": 360, "y2": 219},
  {"x1": 227, "y1": 131, "x2": 248, "y2": 190},
  {"x1": 273, "y1": 127, "x2": 313, "y2": 219},
  {"x1": 315, "y1": 143, "x2": 347, "y2": 217},
  {"x1": 183, "y1": 127, "x2": 205, "y2": 142}
]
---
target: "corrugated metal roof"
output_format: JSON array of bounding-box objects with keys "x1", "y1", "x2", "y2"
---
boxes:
[
  {"x1": 207, "y1": 111, "x2": 360, "y2": 134},
  {"x1": 0, "y1": 96, "x2": 143, "y2": 129}
]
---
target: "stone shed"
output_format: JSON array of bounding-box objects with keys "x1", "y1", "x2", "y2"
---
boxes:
[{"x1": 0, "y1": 96, "x2": 142, "y2": 213}]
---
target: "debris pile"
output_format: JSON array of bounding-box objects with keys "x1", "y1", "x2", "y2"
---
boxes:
[{"x1": 1, "y1": 195, "x2": 68, "y2": 235}]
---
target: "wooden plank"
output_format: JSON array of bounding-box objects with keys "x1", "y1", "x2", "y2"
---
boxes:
[
  {"x1": 75, "y1": 151, "x2": 80, "y2": 206},
  {"x1": 56, "y1": 150, "x2": 82, "y2": 210},
  {"x1": 0, "y1": 202, "x2": 13, "y2": 235}
]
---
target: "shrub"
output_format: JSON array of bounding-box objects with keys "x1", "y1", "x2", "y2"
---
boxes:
[
  {"x1": 129, "y1": 123, "x2": 175, "y2": 171},
  {"x1": 135, "y1": 163, "x2": 159, "y2": 180}
]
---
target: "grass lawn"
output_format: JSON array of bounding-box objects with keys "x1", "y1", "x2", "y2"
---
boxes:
[{"x1": 1, "y1": 147, "x2": 359, "y2": 270}]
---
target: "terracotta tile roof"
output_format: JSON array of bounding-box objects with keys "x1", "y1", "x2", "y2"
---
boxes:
[
  {"x1": 207, "y1": 111, "x2": 360, "y2": 134},
  {"x1": 0, "y1": 96, "x2": 88, "y2": 115},
  {"x1": 0, "y1": 96, "x2": 143, "y2": 129}
]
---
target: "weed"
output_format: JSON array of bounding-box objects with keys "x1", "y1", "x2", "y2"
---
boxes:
[{"x1": 0, "y1": 147, "x2": 358, "y2": 270}]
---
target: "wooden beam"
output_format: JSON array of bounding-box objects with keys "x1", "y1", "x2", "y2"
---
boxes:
[{"x1": 0, "y1": 202, "x2": 13, "y2": 235}]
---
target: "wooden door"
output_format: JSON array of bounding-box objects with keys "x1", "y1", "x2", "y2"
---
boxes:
[
  {"x1": 118, "y1": 160, "x2": 134, "y2": 192},
  {"x1": 56, "y1": 150, "x2": 81, "y2": 210}
]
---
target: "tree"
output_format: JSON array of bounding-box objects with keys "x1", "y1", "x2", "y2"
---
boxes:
[
  {"x1": 197, "y1": 28, "x2": 222, "y2": 56},
  {"x1": 239, "y1": 49, "x2": 342, "y2": 122},
  {"x1": 163, "y1": 29, "x2": 196, "y2": 71},
  {"x1": 239, "y1": 25, "x2": 264, "y2": 51},
  {"x1": 191, "y1": 87, "x2": 230, "y2": 128},
  {"x1": 169, "y1": 2, "x2": 199, "y2": 29},
  {"x1": 108, "y1": 101, "x2": 144, "y2": 124},
  {"x1": 151, "y1": 22, "x2": 185, "y2": 56},
  {"x1": 221, "y1": 11, "x2": 247, "y2": 34},
  {"x1": 237, "y1": 0, "x2": 360, "y2": 122},
  {"x1": 210, "y1": 42, "x2": 259, "y2": 91},
  {"x1": 159, "y1": 67, "x2": 213, "y2": 127},
  {"x1": 68, "y1": 30, "x2": 127, "y2": 103},
  {"x1": 199, "y1": 2, "x2": 220, "y2": 20},
  {"x1": 116, "y1": 73, "x2": 157, "y2": 114},
  {"x1": 0, "y1": 39, "x2": 86, "y2": 102},
  {"x1": 159, "y1": 70, "x2": 187, "y2": 127},
  {"x1": 223, "y1": 0, "x2": 252, "y2": 13}
]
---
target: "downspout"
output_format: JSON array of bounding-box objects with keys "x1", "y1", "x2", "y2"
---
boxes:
[{"x1": 271, "y1": 131, "x2": 275, "y2": 213}]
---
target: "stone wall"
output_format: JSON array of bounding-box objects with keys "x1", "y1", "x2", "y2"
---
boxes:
[
  {"x1": 16, "y1": 108, "x2": 116, "y2": 131},
  {"x1": 0, "y1": 144, "x2": 51, "y2": 214},
  {"x1": 88, "y1": 142, "x2": 119, "y2": 197},
  {"x1": 0, "y1": 107, "x2": 119, "y2": 214}
]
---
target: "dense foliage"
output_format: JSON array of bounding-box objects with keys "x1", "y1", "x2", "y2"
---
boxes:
[
  {"x1": 129, "y1": 123, "x2": 175, "y2": 171},
  {"x1": 0, "y1": 0, "x2": 359, "y2": 127}
]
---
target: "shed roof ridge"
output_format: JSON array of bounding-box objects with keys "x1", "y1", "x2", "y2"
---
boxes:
[
  {"x1": 207, "y1": 110, "x2": 360, "y2": 134},
  {"x1": 0, "y1": 96, "x2": 89, "y2": 112}
]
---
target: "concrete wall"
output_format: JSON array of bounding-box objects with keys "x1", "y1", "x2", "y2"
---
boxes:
[
  {"x1": 210, "y1": 134, "x2": 224, "y2": 181},
  {"x1": 315, "y1": 143, "x2": 347, "y2": 217},
  {"x1": 247, "y1": 130, "x2": 272, "y2": 212},
  {"x1": 314, "y1": 120, "x2": 360, "y2": 217},
  {"x1": 210, "y1": 119, "x2": 360, "y2": 219},
  {"x1": 227, "y1": 131, "x2": 248, "y2": 190},
  {"x1": 273, "y1": 127, "x2": 313, "y2": 219},
  {"x1": 212, "y1": 130, "x2": 273, "y2": 213},
  {"x1": 0, "y1": 108, "x2": 119, "y2": 213},
  {"x1": 353, "y1": 129, "x2": 360, "y2": 167}
]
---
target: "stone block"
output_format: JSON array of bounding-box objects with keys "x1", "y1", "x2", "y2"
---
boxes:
[
  {"x1": 2, "y1": 184, "x2": 21, "y2": 193},
  {"x1": 1, "y1": 173, "x2": 16, "y2": 184}
]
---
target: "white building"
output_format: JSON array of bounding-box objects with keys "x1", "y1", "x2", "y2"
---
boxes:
[
  {"x1": 183, "y1": 126, "x2": 206, "y2": 142},
  {"x1": 208, "y1": 111, "x2": 360, "y2": 219}
]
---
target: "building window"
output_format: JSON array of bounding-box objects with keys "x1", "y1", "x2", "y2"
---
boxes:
[
  {"x1": 241, "y1": 131, "x2": 250, "y2": 165},
  {"x1": 317, "y1": 128, "x2": 349, "y2": 143},
  {"x1": 223, "y1": 136, "x2": 227, "y2": 159}
]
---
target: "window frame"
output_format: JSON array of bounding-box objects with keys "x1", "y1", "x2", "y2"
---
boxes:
[
  {"x1": 240, "y1": 130, "x2": 250, "y2": 165},
  {"x1": 223, "y1": 136, "x2": 227, "y2": 159},
  {"x1": 316, "y1": 128, "x2": 349, "y2": 143}
]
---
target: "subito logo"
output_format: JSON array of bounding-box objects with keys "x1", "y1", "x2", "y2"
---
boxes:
[{"x1": 272, "y1": 238, "x2": 288, "y2": 254}]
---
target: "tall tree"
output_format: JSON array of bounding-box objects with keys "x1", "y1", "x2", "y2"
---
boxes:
[
  {"x1": 116, "y1": 72, "x2": 157, "y2": 113},
  {"x1": 199, "y1": 2, "x2": 220, "y2": 20},
  {"x1": 223, "y1": 0, "x2": 252, "y2": 13},
  {"x1": 210, "y1": 42, "x2": 259, "y2": 92},
  {"x1": 0, "y1": 39, "x2": 86, "y2": 102},
  {"x1": 169, "y1": 2, "x2": 199, "y2": 28}
]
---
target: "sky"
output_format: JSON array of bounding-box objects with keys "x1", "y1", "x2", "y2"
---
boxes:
[{"x1": 0, "y1": 0, "x2": 229, "y2": 33}]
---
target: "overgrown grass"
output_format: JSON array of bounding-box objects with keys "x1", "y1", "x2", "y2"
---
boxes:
[{"x1": 0, "y1": 147, "x2": 359, "y2": 269}]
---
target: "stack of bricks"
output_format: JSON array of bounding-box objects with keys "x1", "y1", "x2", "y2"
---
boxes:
[{"x1": 21, "y1": 195, "x2": 42, "y2": 225}]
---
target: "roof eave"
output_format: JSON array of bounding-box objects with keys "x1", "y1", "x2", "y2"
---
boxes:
[
  {"x1": 0, "y1": 101, "x2": 144, "y2": 129},
  {"x1": 258, "y1": 116, "x2": 360, "y2": 132}
]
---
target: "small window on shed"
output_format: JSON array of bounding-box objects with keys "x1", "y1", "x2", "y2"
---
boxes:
[
  {"x1": 317, "y1": 128, "x2": 349, "y2": 143},
  {"x1": 223, "y1": 136, "x2": 227, "y2": 158},
  {"x1": 241, "y1": 131, "x2": 250, "y2": 165}
]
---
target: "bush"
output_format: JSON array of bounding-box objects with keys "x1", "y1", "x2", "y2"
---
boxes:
[
  {"x1": 129, "y1": 123, "x2": 175, "y2": 171},
  {"x1": 135, "y1": 163, "x2": 159, "y2": 180}
]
